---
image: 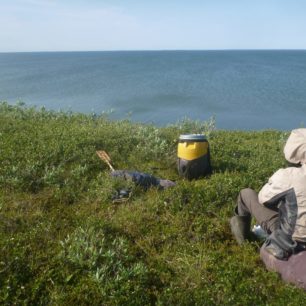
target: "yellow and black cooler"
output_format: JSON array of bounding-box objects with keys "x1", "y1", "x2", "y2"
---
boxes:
[{"x1": 177, "y1": 134, "x2": 212, "y2": 180}]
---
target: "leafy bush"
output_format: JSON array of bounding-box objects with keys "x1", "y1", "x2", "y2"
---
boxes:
[
  {"x1": 59, "y1": 223, "x2": 155, "y2": 305},
  {"x1": 0, "y1": 102, "x2": 305, "y2": 305}
]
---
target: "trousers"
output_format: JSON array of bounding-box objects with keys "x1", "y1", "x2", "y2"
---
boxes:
[{"x1": 237, "y1": 188, "x2": 279, "y2": 234}]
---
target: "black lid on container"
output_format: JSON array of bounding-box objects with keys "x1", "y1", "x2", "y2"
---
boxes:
[{"x1": 179, "y1": 134, "x2": 207, "y2": 141}]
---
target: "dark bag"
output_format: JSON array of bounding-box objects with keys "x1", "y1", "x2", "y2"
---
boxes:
[
  {"x1": 263, "y1": 189, "x2": 299, "y2": 260},
  {"x1": 263, "y1": 229, "x2": 297, "y2": 260},
  {"x1": 111, "y1": 170, "x2": 175, "y2": 190}
]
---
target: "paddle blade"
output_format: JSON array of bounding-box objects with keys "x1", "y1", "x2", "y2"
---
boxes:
[{"x1": 96, "y1": 150, "x2": 115, "y2": 171}]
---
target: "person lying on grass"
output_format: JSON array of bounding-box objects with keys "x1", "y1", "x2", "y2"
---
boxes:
[{"x1": 230, "y1": 128, "x2": 306, "y2": 260}]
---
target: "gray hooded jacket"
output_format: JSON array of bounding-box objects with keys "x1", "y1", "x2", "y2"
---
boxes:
[{"x1": 259, "y1": 129, "x2": 306, "y2": 243}]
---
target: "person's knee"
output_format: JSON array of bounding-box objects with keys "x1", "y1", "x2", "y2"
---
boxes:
[
  {"x1": 238, "y1": 188, "x2": 254, "y2": 203},
  {"x1": 240, "y1": 188, "x2": 258, "y2": 201},
  {"x1": 237, "y1": 188, "x2": 257, "y2": 216},
  {"x1": 240, "y1": 188, "x2": 255, "y2": 196}
]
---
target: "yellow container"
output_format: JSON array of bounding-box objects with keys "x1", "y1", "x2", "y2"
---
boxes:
[
  {"x1": 178, "y1": 139, "x2": 208, "y2": 161},
  {"x1": 177, "y1": 134, "x2": 211, "y2": 180}
]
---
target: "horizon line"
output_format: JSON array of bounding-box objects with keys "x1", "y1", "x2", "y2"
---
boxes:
[{"x1": 1, "y1": 48, "x2": 306, "y2": 54}]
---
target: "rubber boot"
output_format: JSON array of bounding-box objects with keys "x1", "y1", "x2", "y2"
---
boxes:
[{"x1": 230, "y1": 207, "x2": 251, "y2": 245}]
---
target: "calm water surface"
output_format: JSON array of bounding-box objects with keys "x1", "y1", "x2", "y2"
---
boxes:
[{"x1": 0, "y1": 50, "x2": 306, "y2": 130}]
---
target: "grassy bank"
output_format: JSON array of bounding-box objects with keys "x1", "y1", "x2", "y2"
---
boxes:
[{"x1": 0, "y1": 102, "x2": 304, "y2": 305}]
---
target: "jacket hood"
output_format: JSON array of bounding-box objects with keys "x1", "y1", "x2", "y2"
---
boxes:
[{"x1": 284, "y1": 128, "x2": 306, "y2": 164}]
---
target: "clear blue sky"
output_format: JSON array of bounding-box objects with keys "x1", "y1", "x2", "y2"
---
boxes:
[{"x1": 1, "y1": 0, "x2": 306, "y2": 52}]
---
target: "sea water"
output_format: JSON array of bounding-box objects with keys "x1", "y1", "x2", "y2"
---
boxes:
[{"x1": 1, "y1": 50, "x2": 306, "y2": 130}]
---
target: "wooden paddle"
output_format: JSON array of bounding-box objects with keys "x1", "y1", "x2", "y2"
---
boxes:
[{"x1": 96, "y1": 150, "x2": 115, "y2": 172}]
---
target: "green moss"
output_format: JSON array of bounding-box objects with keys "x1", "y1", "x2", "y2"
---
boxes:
[{"x1": 0, "y1": 102, "x2": 304, "y2": 305}]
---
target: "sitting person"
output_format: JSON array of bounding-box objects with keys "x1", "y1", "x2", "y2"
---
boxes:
[{"x1": 230, "y1": 128, "x2": 306, "y2": 260}]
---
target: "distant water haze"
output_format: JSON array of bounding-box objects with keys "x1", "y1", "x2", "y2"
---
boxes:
[{"x1": 0, "y1": 50, "x2": 306, "y2": 130}]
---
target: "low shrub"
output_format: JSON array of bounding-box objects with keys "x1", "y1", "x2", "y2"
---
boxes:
[{"x1": 0, "y1": 102, "x2": 304, "y2": 305}]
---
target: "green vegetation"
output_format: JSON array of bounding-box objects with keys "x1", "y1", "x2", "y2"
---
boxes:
[{"x1": 0, "y1": 102, "x2": 304, "y2": 305}]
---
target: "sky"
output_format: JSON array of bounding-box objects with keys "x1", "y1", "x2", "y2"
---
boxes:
[{"x1": 1, "y1": 0, "x2": 306, "y2": 52}]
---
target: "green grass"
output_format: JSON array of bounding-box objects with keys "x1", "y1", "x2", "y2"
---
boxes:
[{"x1": 0, "y1": 102, "x2": 304, "y2": 305}]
